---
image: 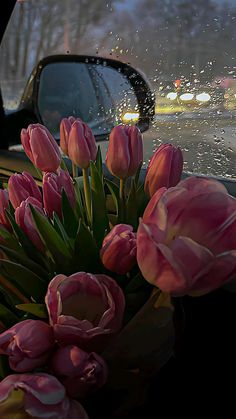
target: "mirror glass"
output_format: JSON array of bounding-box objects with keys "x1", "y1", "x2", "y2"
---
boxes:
[{"x1": 37, "y1": 62, "x2": 139, "y2": 137}]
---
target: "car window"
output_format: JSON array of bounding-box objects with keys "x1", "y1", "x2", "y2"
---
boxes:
[{"x1": 0, "y1": 0, "x2": 236, "y2": 179}]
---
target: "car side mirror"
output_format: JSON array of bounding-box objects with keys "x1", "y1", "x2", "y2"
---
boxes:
[{"x1": 19, "y1": 54, "x2": 155, "y2": 139}]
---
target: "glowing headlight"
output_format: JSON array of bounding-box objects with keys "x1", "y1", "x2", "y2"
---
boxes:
[
  {"x1": 122, "y1": 112, "x2": 139, "y2": 122},
  {"x1": 179, "y1": 93, "x2": 194, "y2": 101},
  {"x1": 196, "y1": 92, "x2": 211, "y2": 102},
  {"x1": 166, "y1": 92, "x2": 177, "y2": 100},
  {"x1": 234, "y1": 94, "x2": 236, "y2": 99}
]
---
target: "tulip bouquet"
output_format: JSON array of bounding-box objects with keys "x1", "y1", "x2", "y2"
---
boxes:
[{"x1": 0, "y1": 117, "x2": 236, "y2": 418}]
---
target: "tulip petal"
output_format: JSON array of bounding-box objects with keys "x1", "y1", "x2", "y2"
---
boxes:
[
  {"x1": 30, "y1": 127, "x2": 61, "y2": 172},
  {"x1": 68, "y1": 121, "x2": 91, "y2": 169},
  {"x1": 137, "y1": 222, "x2": 184, "y2": 289},
  {"x1": 127, "y1": 125, "x2": 143, "y2": 177},
  {"x1": 106, "y1": 125, "x2": 130, "y2": 179}
]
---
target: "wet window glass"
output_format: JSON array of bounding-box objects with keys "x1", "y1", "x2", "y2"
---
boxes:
[{"x1": 0, "y1": 0, "x2": 236, "y2": 178}]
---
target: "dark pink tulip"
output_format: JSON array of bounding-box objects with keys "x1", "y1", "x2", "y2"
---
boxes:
[
  {"x1": 100, "y1": 224, "x2": 137, "y2": 274},
  {"x1": 21, "y1": 123, "x2": 61, "y2": 172},
  {"x1": 15, "y1": 197, "x2": 45, "y2": 252},
  {"x1": 144, "y1": 143, "x2": 183, "y2": 197},
  {"x1": 0, "y1": 373, "x2": 88, "y2": 419},
  {"x1": 0, "y1": 319, "x2": 54, "y2": 372},
  {"x1": 60, "y1": 116, "x2": 76, "y2": 156},
  {"x1": 51, "y1": 345, "x2": 108, "y2": 398},
  {"x1": 106, "y1": 124, "x2": 143, "y2": 179},
  {"x1": 43, "y1": 169, "x2": 76, "y2": 218},
  {"x1": 45, "y1": 272, "x2": 125, "y2": 350},
  {"x1": 8, "y1": 171, "x2": 42, "y2": 209},
  {"x1": 0, "y1": 189, "x2": 11, "y2": 230},
  {"x1": 137, "y1": 177, "x2": 236, "y2": 296},
  {"x1": 68, "y1": 119, "x2": 97, "y2": 169}
]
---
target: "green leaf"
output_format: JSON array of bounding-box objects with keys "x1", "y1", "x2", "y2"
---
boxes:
[
  {"x1": 61, "y1": 189, "x2": 79, "y2": 238},
  {"x1": 105, "y1": 179, "x2": 121, "y2": 224},
  {"x1": 90, "y1": 161, "x2": 109, "y2": 247},
  {"x1": 125, "y1": 272, "x2": 150, "y2": 293},
  {"x1": 16, "y1": 303, "x2": 48, "y2": 319},
  {"x1": 30, "y1": 206, "x2": 72, "y2": 271},
  {"x1": 95, "y1": 145, "x2": 103, "y2": 177},
  {"x1": 102, "y1": 290, "x2": 174, "y2": 373},
  {"x1": 74, "y1": 177, "x2": 86, "y2": 222},
  {"x1": 0, "y1": 259, "x2": 47, "y2": 302},
  {"x1": 53, "y1": 212, "x2": 70, "y2": 242},
  {"x1": 134, "y1": 162, "x2": 143, "y2": 187},
  {"x1": 6, "y1": 210, "x2": 51, "y2": 271},
  {"x1": 126, "y1": 179, "x2": 138, "y2": 230},
  {"x1": 0, "y1": 225, "x2": 22, "y2": 251},
  {"x1": 60, "y1": 157, "x2": 69, "y2": 172},
  {"x1": 0, "y1": 303, "x2": 19, "y2": 327},
  {"x1": 136, "y1": 184, "x2": 149, "y2": 218},
  {"x1": 73, "y1": 220, "x2": 101, "y2": 272},
  {"x1": 0, "y1": 245, "x2": 49, "y2": 280},
  {"x1": 0, "y1": 283, "x2": 23, "y2": 307}
]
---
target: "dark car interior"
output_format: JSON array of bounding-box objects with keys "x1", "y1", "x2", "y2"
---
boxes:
[{"x1": 1, "y1": 1, "x2": 236, "y2": 417}]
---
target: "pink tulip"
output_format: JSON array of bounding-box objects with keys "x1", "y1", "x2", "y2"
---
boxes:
[
  {"x1": 68, "y1": 119, "x2": 97, "y2": 169},
  {"x1": 51, "y1": 345, "x2": 108, "y2": 398},
  {"x1": 144, "y1": 143, "x2": 183, "y2": 197},
  {"x1": 106, "y1": 124, "x2": 143, "y2": 179},
  {"x1": 0, "y1": 319, "x2": 54, "y2": 372},
  {"x1": 43, "y1": 169, "x2": 76, "y2": 218},
  {"x1": 21, "y1": 123, "x2": 61, "y2": 172},
  {"x1": 137, "y1": 176, "x2": 236, "y2": 296},
  {"x1": 60, "y1": 116, "x2": 76, "y2": 156},
  {"x1": 15, "y1": 197, "x2": 45, "y2": 251},
  {"x1": 0, "y1": 189, "x2": 11, "y2": 230},
  {"x1": 100, "y1": 224, "x2": 137, "y2": 274},
  {"x1": 0, "y1": 373, "x2": 88, "y2": 419},
  {"x1": 142, "y1": 187, "x2": 167, "y2": 224},
  {"x1": 45, "y1": 272, "x2": 125, "y2": 350},
  {"x1": 8, "y1": 171, "x2": 42, "y2": 209}
]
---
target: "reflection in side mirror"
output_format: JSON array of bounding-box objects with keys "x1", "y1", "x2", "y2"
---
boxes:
[
  {"x1": 37, "y1": 61, "x2": 139, "y2": 137},
  {"x1": 20, "y1": 55, "x2": 155, "y2": 140}
]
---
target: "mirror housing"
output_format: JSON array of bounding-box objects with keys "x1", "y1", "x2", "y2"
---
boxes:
[{"x1": 19, "y1": 54, "x2": 155, "y2": 139}]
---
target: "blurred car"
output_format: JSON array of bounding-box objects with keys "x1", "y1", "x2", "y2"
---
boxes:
[{"x1": 155, "y1": 79, "x2": 224, "y2": 115}]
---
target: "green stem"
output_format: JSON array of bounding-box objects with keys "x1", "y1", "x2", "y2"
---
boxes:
[
  {"x1": 72, "y1": 163, "x2": 78, "y2": 178},
  {"x1": 83, "y1": 168, "x2": 92, "y2": 225},
  {"x1": 119, "y1": 178, "x2": 126, "y2": 223}
]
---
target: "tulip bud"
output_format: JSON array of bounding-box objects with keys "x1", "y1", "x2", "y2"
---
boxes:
[
  {"x1": 51, "y1": 345, "x2": 108, "y2": 398},
  {"x1": 43, "y1": 169, "x2": 76, "y2": 218},
  {"x1": 21, "y1": 123, "x2": 61, "y2": 172},
  {"x1": 68, "y1": 119, "x2": 97, "y2": 169},
  {"x1": 8, "y1": 171, "x2": 42, "y2": 209},
  {"x1": 15, "y1": 197, "x2": 45, "y2": 251},
  {"x1": 106, "y1": 124, "x2": 143, "y2": 179},
  {"x1": 144, "y1": 143, "x2": 183, "y2": 197},
  {"x1": 60, "y1": 116, "x2": 76, "y2": 155},
  {"x1": 100, "y1": 224, "x2": 137, "y2": 274},
  {"x1": 0, "y1": 189, "x2": 11, "y2": 230},
  {"x1": 0, "y1": 319, "x2": 54, "y2": 372}
]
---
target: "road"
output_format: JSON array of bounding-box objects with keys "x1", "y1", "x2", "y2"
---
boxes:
[{"x1": 98, "y1": 113, "x2": 236, "y2": 180}]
